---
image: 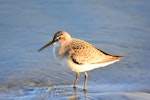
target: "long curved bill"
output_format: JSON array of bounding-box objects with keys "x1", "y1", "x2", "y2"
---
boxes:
[{"x1": 38, "y1": 40, "x2": 57, "y2": 52}]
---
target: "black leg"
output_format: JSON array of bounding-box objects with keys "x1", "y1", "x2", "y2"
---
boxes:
[
  {"x1": 84, "y1": 72, "x2": 88, "y2": 91},
  {"x1": 73, "y1": 72, "x2": 80, "y2": 88}
]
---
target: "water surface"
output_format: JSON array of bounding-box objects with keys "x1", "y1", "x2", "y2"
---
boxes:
[{"x1": 0, "y1": 0, "x2": 150, "y2": 100}]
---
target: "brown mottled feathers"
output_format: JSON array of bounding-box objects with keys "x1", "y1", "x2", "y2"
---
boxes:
[{"x1": 69, "y1": 39, "x2": 122, "y2": 65}]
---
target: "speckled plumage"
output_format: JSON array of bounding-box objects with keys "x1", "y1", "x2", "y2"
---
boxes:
[{"x1": 69, "y1": 39, "x2": 121, "y2": 65}]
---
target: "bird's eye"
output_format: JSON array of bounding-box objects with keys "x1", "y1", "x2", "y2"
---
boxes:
[{"x1": 56, "y1": 37, "x2": 61, "y2": 40}]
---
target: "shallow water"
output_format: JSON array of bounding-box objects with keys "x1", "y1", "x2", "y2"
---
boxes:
[
  {"x1": 0, "y1": 0, "x2": 150, "y2": 100},
  {"x1": 1, "y1": 85, "x2": 150, "y2": 100}
]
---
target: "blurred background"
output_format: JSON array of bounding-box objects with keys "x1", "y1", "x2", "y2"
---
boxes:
[{"x1": 0, "y1": 0, "x2": 150, "y2": 99}]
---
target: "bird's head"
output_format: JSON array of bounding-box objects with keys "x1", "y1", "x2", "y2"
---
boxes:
[{"x1": 38, "y1": 31, "x2": 71, "y2": 52}]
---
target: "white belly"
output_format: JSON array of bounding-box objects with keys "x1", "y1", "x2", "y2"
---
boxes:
[
  {"x1": 67, "y1": 57, "x2": 119, "y2": 72},
  {"x1": 53, "y1": 43, "x2": 119, "y2": 73}
]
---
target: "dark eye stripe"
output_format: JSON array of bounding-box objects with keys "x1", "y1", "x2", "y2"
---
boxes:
[{"x1": 57, "y1": 37, "x2": 61, "y2": 40}]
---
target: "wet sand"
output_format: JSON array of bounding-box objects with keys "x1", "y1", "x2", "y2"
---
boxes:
[{"x1": 1, "y1": 85, "x2": 150, "y2": 100}]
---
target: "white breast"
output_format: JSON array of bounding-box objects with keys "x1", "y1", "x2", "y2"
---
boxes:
[
  {"x1": 53, "y1": 43, "x2": 69, "y2": 66},
  {"x1": 53, "y1": 43, "x2": 61, "y2": 61}
]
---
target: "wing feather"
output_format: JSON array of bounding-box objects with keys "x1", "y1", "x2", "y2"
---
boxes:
[{"x1": 69, "y1": 39, "x2": 122, "y2": 65}]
